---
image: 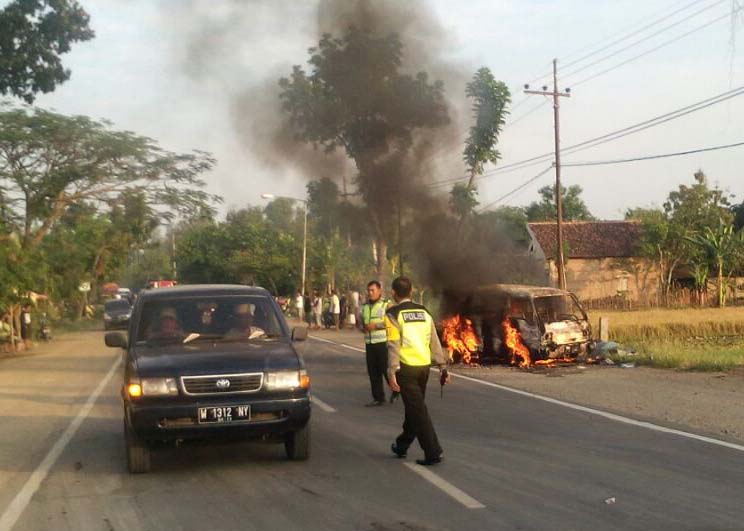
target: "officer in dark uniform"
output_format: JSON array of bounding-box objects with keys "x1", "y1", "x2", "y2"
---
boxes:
[{"x1": 385, "y1": 276, "x2": 449, "y2": 466}]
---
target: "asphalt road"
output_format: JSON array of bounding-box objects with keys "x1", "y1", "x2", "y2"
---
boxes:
[{"x1": 0, "y1": 331, "x2": 742, "y2": 531}]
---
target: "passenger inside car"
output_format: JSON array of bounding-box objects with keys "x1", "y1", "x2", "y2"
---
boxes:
[{"x1": 224, "y1": 303, "x2": 266, "y2": 339}]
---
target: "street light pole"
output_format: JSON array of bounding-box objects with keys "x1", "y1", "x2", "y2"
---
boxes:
[{"x1": 262, "y1": 193, "x2": 308, "y2": 295}]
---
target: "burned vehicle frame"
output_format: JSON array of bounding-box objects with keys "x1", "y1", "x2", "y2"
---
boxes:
[{"x1": 444, "y1": 284, "x2": 593, "y2": 365}]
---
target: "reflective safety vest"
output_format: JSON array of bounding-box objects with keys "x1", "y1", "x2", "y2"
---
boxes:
[
  {"x1": 362, "y1": 299, "x2": 388, "y2": 344},
  {"x1": 389, "y1": 305, "x2": 434, "y2": 366}
]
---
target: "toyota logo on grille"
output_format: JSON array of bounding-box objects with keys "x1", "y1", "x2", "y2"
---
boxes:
[{"x1": 215, "y1": 378, "x2": 231, "y2": 389}]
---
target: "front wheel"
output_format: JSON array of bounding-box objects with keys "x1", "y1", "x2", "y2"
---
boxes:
[
  {"x1": 124, "y1": 419, "x2": 151, "y2": 473},
  {"x1": 284, "y1": 423, "x2": 310, "y2": 461}
]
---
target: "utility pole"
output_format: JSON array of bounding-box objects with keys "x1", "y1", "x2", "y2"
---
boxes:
[{"x1": 524, "y1": 58, "x2": 571, "y2": 290}]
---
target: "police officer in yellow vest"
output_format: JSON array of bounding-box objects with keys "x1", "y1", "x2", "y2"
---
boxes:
[
  {"x1": 360, "y1": 280, "x2": 391, "y2": 406},
  {"x1": 386, "y1": 276, "x2": 449, "y2": 466}
]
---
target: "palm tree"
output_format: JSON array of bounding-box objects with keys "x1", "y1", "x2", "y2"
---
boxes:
[{"x1": 686, "y1": 220, "x2": 743, "y2": 307}]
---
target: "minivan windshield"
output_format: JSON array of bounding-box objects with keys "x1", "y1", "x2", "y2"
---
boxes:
[
  {"x1": 135, "y1": 295, "x2": 285, "y2": 344},
  {"x1": 105, "y1": 300, "x2": 131, "y2": 312},
  {"x1": 534, "y1": 295, "x2": 585, "y2": 323}
]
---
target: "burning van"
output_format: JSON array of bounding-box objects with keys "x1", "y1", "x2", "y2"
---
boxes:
[{"x1": 441, "y1": 284, "x2": 592, "y2": 367}]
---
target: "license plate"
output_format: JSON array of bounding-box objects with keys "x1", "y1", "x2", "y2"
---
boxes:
[{"x1": 197, "y1": 405, "x2": 251, "y2": 424}]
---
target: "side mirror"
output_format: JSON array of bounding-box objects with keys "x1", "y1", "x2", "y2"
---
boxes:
[
  {"x1": 291, "y1": 326, "x2": 308, "y2": 342},
  {"x1": 105, "y1": 332, "x2": 127, "y2": 349}
]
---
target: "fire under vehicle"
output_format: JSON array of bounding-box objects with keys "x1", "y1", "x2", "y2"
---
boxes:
[{"x1": 441, "y1": 284, "x2": 593, "y2": 367}]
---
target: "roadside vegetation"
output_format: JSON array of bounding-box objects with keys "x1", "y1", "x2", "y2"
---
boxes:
[{"x1": 594, "y1": 307, "x2": 744, "y2": 370}]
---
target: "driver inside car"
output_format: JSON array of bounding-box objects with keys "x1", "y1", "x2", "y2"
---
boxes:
[
  {"x1": 147, "y1": 307, "x2": 184, "y2": 340},
  {"x1": 224, "y1": 303, "x2": 266, "y2": 339}
]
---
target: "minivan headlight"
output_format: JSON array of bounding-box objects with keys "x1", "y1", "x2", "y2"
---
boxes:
[
  {"x1": 140, "y1": 377, "x2": 179, "y2": 396},
  {"x1": 265, "y1": 370, "x2": 309, "y2": 390}
]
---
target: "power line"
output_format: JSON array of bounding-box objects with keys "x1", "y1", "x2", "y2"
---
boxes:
[
  {"x1": 478, "y1": 140, "x2": 744, "y2": 213},
  {"x1": 427, "y1": 84, "x2": 744, "y2": 191},
  {"x1": 527, "y1": 0, "x2": 709, "y2": 85},
  {"x1": 477, "y1": 166, "x2": 554, "y2": 211},
  {"x1": 503, "y1": 100, "x2": 548, "y2": 130},
  {"x1": 572, "y1": 8, "x2": 739, "y2": 87},
  {"x1": 562, "y1": 140, "x2": 744, "y2": 166},
  {"x1": 561, "y1": 0, "x2": 728, "y2": 80}
]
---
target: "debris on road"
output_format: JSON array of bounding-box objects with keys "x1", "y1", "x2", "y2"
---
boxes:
[{"x1": 604, "y1": 497, "x2": 616, "y2": 505}]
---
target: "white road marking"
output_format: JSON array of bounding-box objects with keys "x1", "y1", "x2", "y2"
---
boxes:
[
  {"x1": 403, "y1": 463, "x2": 485, "y2": 509},
  {"x1": 309, "y1": 335, "x2": 364, "y2": 352},
  {"x1": 448, "y1": 371, "x2": 744, "y2": 454},
  {"x1": 311, "y1": 336, "x2": 744, "y2": 454},
  {"x1": 311, "y1": 395, "x2": 337, "y2": 413},
  {"x1": 0, "y1": 355, "x2": 122, "y2": 531}
]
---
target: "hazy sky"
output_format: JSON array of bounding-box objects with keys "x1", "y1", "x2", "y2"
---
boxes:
[{"x1": 29, "y1": 0, "x2": 744, "y2": 219}]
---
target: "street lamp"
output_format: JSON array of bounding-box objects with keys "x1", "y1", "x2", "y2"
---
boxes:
[{"x1": 261, "y1": 193, "x2": 308, "y2": 296}]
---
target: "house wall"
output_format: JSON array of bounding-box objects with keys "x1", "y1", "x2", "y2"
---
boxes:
[{"x1": 545, "y1": 257, "x2": 661, "y2": 305}]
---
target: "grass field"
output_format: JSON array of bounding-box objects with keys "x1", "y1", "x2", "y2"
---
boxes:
[{"x1": 591, "y1": 307, "x2": 744, "y2": 371}]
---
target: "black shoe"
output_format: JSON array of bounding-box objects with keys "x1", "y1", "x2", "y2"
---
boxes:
[
  {"x1": 364, "y1": 400, "x2": 385, "y2": 407},
  {"x1": 389, "y1": 391, "x2": 400, "y2": 404},
  {"x1": 415, "y1": 456, "x2": 442, "y2": 466},
  {"x1": 391, "y1": 443, "x2": 407, "y2": 458}
]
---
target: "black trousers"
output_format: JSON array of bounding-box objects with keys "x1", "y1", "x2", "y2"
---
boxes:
[
  {"x1": 365, "y1": 342, "x2": 389, "y2": 402},
  {"x1": 395, "y1": 363, "x2": 442, "y2": 460}
]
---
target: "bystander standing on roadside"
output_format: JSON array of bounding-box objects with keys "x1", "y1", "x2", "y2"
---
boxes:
[
  {"x1": 303, "y1": 292, "x2": 312, "y2": 326},
  {"x1": 312, "y1": 290, "x2": 323, "y2": 330},
  {"x1": 20, "y1": 305, "x2": 33, "y2": 349},
  {"x1": 339, "y1": 292, "x2": 347, "y2": 328},
  {"x1": 331, "y1": 290, "x2": 341, "y2": 330},
  {"x1": 294, "y1": 290, "x2": 304, "y2": 321}
]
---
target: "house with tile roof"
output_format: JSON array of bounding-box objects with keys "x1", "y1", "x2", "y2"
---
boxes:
[{"x1": 527, "y1": 221, "x2": 661, "y2": 305}]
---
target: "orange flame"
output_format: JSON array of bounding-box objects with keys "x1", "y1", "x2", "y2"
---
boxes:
[
  {"x1": 441, "y1": 315, "x2": 480, "y2": 364},
  {"x1": 502, "y1": 319, "x2": 532, "y2": 368}
]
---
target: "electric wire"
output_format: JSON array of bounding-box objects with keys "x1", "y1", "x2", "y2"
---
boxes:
[
  {"x1": 526, "y1": 0, "x2": 710, "y2": 85},
  {"x1": 572, "y1": 7, "x2": 740, "y2": 87},
  {"x1": 561, "y1": 0, "x2": 728, "y2": 80},
  {"x1": 561, "y1": 140, "x2": 744, "y2": 166},
  {"x1": 428, "y1": 84, "x2": 744, "y2": 191},
  {"x1": 477, "y1": 166, "x2": 554, "y2": 211}
]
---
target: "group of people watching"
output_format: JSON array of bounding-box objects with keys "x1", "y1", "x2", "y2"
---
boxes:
[{"x1": 294, "y1": 289, "x2": 360, "y2": 331}]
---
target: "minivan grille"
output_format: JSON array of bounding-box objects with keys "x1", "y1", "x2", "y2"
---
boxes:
[{"x1": 181, "y1": 373, "x2": 263, "y2": 395}]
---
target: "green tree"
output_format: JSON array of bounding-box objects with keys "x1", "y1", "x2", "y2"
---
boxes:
[
  {"x1": 0, "y1": 0, "x2": 94, "y2": 103},
  {"x1": 686, "y1": 220, "x2": 743, "y2": 307},
  {"x1": 279, "y1": 26, "x2": 450, "y2": 280},
  {"x1": 462, "y1": 67, "x2": 510, "y2": 186},
  {"x1": 627, "y1": 171, "x2": 734, "y2": 305},
  {"x1": 449, "y1": 183, "x2": 479, "y2": 219},
  {"x1": 526, "y1": 184, "x2": 595, "y2": 222},
  {"x1": 0, "y1": 106, "x2": 218, "y2": 250}
]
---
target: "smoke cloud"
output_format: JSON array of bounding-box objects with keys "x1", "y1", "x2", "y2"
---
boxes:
[{"x1": 164, "y1": 0, "x2": 545, "y2": 296}]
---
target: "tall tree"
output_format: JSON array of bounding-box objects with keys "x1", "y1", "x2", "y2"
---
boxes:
[
  {"x1": 526, "y1": 184, "x2": 595, "y2": 222},
  {"x1": 0, "y1": 106, "x2": 219, "y2": 251},
  {"x1": 462, "y1": 67, "x2": 510, "y2": 188},
  {"x1": 0, "y1": 0, "x2": 94, "y2": 103},
  {"x1": 627, "y1": 171, "x2": 734, "y2": 304},
  {"x1": 279, "y1": 26, "x2": 450, "y2": 280}
]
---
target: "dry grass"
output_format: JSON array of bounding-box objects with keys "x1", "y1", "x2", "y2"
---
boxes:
[
  {"x1": 591, "y1": 307, "x2": 744, "y2": 370},
  {"x1": 612, "y1": 342, "x2": 744, "y2": 371},
  {"x1": 591, "y1": 307, "x2": 744, "y2": 344}
]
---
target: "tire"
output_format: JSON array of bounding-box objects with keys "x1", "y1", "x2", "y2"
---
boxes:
[
  {"x1": 124, "y1": 419, "x2": 151, "y2": 473},
  {"x1": 284, "y1": 423, "x2": 310, "y2": 461}
]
